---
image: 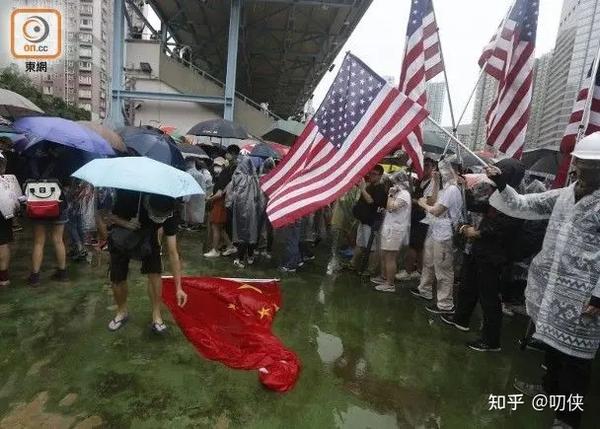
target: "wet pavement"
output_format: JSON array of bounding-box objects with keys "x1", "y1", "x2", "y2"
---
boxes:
[{"x1": 0, "y1": 228, "x2": 598, "y2": 428}]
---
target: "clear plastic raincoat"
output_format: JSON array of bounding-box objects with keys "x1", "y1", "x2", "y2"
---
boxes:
[
  {"x1": 490, "y1": 184, "x2": 600, "y2": 359},
  {"x1": 183, "y1": 162, "x2": 208, "y2": 225},
  {"x1": 226, "y1": 156, "x2": 264, "y2": 244}
]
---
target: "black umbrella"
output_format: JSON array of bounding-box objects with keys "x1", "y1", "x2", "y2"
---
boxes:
[
  {"x1": 187, "y1": 119, "x2": 248, "y2": 139},
  {"x1": 117, "y1": 126, "x2": 185, "y2": 168},
  {"x1": 176, "y1": 142, "x2": 210, "y2": 160}
]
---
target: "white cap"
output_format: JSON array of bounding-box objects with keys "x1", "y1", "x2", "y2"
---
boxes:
[
  {"x1": 213, "y1": 156, "x2": 226, "y2": 166},
  {"x1": 571, "y1": 132, "x2": 600, "y2": 160}
]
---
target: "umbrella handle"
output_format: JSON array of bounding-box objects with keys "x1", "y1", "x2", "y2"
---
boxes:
[{"x1": 136, "y1": 193, "x2": 142, "y2": 221}]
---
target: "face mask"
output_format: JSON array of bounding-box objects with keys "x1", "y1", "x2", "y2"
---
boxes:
[{"x1": 214, "y1": 166, "x2": 223, "y2": 175}]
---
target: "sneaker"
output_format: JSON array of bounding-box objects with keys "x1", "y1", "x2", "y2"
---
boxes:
[
  {"x1": 27, "y1": 272, "x2": 41, "y2": 287},
  {"x1": 151, "y1": 321, "x2": 168, "y2": 335},
  {"x1": 440, "y1": 314, "x2": 470, "y2": 332},
  {"x1": 203, "y1": 249, "x2": 221, "y2": 258},
  {"x1": 466, "y1": 339, "x2": 501, "y2": 352},
  {"x1": 408, "y1": 271, "x2": 421, "y2": 280},
  {"x1": 425, "y1": 304, "x2": 455, "y2": 315},
  {"x1": 395, "y1": 270, "x2": 410, "y2": 281},
  {"x1": 297, "y1": 261, "x2": 305, "y2": 268},
  {"x1": 51, "y1": 269, "x2": 68, "y2": 282},
  {"x1": 260, "y1": 250, "x2": 272, "y2": 260},
  {"x1": 502, "y1": 303, "x2": 515, "y2": 317},
  {"x1": 247, "y1": 256, "x2": 255, "y2": 265},
  {"x1": 303, "y1": 255, "x2": 316, "y2": 262},
  {"x1": 222, "y1": 246, "x2": 238, "y2": 256},
  {"x1": 0, "y1": 280, "x2": 9, "y2": 287},
  {"x1": 370, "y1": 276, "x2": 386, "y2": 285},
  {"x1": 513, "y1": 379, "x2": 545, "y2": 397},
  {"x1": 375, "y1": 284, "x2": 396, "y2": 293},
  {"x1": 233, "y1": 259, "x2": 245, "y2": 269},
  {"x1": 279, "y1": 266, "x2": 297, "y2": 273},
  {"x1": 409, "y1": 287, "x2": 432, "y2": 301}
]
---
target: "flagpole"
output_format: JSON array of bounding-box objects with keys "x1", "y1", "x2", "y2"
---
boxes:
[
  {"x1": 440, "y1": 0, "x2": 518, "y2": 157},
  {"x1": 426, "y1": 116, "x2": 489, "y2": 167}
]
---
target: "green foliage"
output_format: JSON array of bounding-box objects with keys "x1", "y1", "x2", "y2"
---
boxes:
[{"x1": 0, "y1": 65, "x2": 91, "y2": 120}]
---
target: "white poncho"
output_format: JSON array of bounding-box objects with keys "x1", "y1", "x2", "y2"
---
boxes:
[{"x1": 490, "y1": 184, "x2": 600, "y2": 359}]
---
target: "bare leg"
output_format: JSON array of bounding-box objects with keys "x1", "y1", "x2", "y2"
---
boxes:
[
  {"x1": 51, "y1": 224, "x2": 66, "y2": 270},
  {"x1": 0, "y1": 244, "x2": 10, "y2": 271},
  {"x1": 95, "y1": 212, "x2": 108, "y2": 242},
  {"x1": 111, "y1": 281, "x2": 129, "y2": 317},
  {"x1": 31, "y1": 224, "x2": 46, "y2": 274},
  {"x1": 222, "y1": 228, "x2": 233, "y2": 247},
  {"x1": 147, "y1": 274, "x2": 163, "y2": 324},
  {"x1": 211, "y1": 223, "x2": 221, "y2": 250},
  {"x1": 385, "y1": 251, "x2": 398, "y2": 286},
  {"x1": 379, "y1": 249, "x2": 386, "y2": 279}
]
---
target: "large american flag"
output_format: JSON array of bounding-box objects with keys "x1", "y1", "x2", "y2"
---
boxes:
[
  {"x1": 479, "y1": 0, "x2": 539, "y2": 158},
  {"x1": 261, "y1": 53, "x2": 428, "y2": 228},
  {"x1": 553, "y1": 62, "x2": 600, "y2": 187},
  {"x1": 399, "y1": 0, "x2": 443, "y2": 176}
]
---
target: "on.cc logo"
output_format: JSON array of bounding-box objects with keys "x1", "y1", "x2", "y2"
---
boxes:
[{"x1": 11, "y1": 8, "x2": 62, "y2": 60}]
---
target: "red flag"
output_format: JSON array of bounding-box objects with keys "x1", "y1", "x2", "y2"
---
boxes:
[{"x1": 162, "y1": 277, "x2": 300, "y2": 392}]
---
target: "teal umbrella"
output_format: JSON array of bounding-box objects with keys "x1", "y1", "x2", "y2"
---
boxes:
[{"x1": 72, "y1": 157, "x2": 203, "y2": 198}]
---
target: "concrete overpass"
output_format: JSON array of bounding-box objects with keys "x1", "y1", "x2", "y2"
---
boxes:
[{"x1": 110, "y1": 0, "x2": 373, "y2": 132}]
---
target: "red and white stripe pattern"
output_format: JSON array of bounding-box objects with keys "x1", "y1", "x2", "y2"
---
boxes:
[
  {"x1": 398, "y1": 0, "x2": 443, "y2": 177},
  {"x1": 261, "y1": 54, "x2": 428, "y2": 228},
  {"x1": 479, "y1": 0, "x2": 539, "y2": 159},
  {"x1": 553, "y1": 63, "x2": 600, "y2": 187}
]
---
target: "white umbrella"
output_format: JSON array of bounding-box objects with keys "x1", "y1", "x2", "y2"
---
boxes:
[{"x1": 0, "y1": 89, "x2": 44, "y2": 118}]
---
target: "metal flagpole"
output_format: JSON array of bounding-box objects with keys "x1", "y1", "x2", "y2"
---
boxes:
[
  {"x1": 440, "y1": 0, "x2": 518, "y2": 157},
  {"x1": 426, "y1": 116, "x2": 490, "y2": 167}
]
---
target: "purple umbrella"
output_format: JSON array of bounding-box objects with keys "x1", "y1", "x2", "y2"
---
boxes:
[{"x1": 12, "y1": 116, "x2": 114, "y2": 156}]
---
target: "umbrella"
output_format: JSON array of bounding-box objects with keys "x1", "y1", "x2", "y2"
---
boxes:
[
  {"x1": 72, "y1": 157, "x2": 203, "y2": 198},
  {"x1": 188, "y1": 119, "x2": 248, "y2": 139},
  {"x1": 176, "y1": 142, "x2": 210, "y2": 160},
  {"x1": 78, "y1": 121, "x2": 127, "y2": 153},
  {"x1": 250, "y1": 142, "x2": 281, "y2": 159},
  {"x1": 0, "y1": 89, "x2": 44, "y2": 118},
  {"x1": 12, "y1": 116, "x2": 114, "y2": 155},
  {"x1": 528, "y1": 152, "x2": 561, "y2": 177},
  {"x1": 0, "y1": 124, "x2": 28, "y2": 146},
  {"x1": 117, "y1": 126, "x2": 184, "y2": 168}
]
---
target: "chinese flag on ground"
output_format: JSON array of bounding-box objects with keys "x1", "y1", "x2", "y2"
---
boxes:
[{"x1": 162, "y1": 277, "x2": 300, "y2": 392}]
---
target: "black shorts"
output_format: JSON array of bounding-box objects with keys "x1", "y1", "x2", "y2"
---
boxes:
[
  {"x1": 0, "y1": 217, "x2": 14, "y2": 245},
  {"x1": 409, "y1": 222, "x2": 428, "y2": 251},
  {"x1": 109, "y1": 249, "x2": 162, "y2": 283}
]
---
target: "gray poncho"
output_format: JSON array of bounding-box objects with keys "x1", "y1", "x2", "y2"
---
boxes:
[
  {"x1": 226, "y1": 156, "x2": 264, "y2": 244},
  {"x1": 490, "y1": 184, "x2": 600, "y2": 359}
]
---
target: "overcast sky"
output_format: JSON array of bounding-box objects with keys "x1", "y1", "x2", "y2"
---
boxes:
[{"x1": 312, "y1": 0, "x2": 563, "y2": 127}]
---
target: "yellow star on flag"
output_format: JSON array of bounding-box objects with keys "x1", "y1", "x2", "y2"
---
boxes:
[
  {"x1": 228, "y1": 303, "x2": 237, "y2": 310},
  {"x1": 258, "y1": 307, "x2": 271, "y2": 320}
]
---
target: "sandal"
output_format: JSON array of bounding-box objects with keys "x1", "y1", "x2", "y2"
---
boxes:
[
  {"x1": 108, "y1": 315, "x2": 129, "y2": 331},
  {"x1": 151, "y1": 321, "x2": 168, "y2": 334}
]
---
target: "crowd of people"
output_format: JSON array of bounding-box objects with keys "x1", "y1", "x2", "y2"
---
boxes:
[{"x1": 0, "y1": 129, "x2": 598, "y2": 428}]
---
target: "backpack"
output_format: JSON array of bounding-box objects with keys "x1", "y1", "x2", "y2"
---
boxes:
[{"x1": 24, "y1": 180, "x2": 62, "y2": 219}]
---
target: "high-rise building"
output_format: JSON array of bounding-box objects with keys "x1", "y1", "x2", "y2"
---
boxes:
[
  {"x1": 537, "y1": 0, "x2": 600, "y2": 149},
  {"x1": 468, "y1": 73, "x2": 498, "y2": 151},
  {"x1": 2, "y1": 0, "x2": 112, "y2": 120},
  {"x1": 425, "y1": 81, "x2": 446, "y2": 123},
  {"x1": 525, "y1": 51, "x2": 553, "y2": 150}
]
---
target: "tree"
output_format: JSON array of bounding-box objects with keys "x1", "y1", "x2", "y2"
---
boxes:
[{"x1": 0, "y1": 65, "x2": 91, "y2": 121}]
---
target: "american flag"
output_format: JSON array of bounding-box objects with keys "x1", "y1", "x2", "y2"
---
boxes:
[
  {"x1": 261, "y1": 53, "x2": 428, "y2": 228},
  {"x1": 553, "y1": 62, "x2": 600, "y2": 187},
  {"x1": 479, "y1": 0, "x2": 539, "y2": 158},
  {"x1": 398, "y1": 0, "x2": 443, "y2": 176}
]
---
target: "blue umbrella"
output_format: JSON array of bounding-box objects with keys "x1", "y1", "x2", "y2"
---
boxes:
[
  {"x1": 117, "y1": 126, "x2": 184, "y2": 168},
  {"x1": 71, "y1": 157, "x2": 203, "y2": 198},
  {"x1": 12, "y1": 116, "x2": 114, "y2": 155},
  {"x1": 0, "y1": 124, "x2": 28, "y2": 146}
]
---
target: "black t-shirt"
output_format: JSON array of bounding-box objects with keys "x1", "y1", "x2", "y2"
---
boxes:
[
  {"x1": 213, "y1": 161, "x2": 237, "y2": 193},
  {"x1": 352, "y1": 182, "x2": 387, "y2": 225},
  {"x1": 112, "y1": 190, "x2": 177, "y2": 245}
]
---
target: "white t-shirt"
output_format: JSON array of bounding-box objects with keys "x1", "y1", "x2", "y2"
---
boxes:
[
  {"x1": 382, "y1": 189, "x2": 411, "y2": 230},
  {"x1": 429, "y1": 184, "x2": 463, "y2": 241}
]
